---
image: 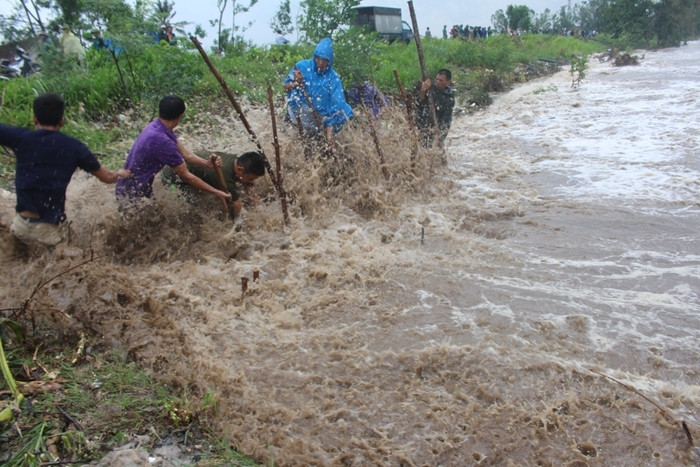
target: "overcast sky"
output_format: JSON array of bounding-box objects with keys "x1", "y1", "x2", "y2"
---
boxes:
[{"x1": 1, "y1": 1, "x2": 572, "y2": 46}]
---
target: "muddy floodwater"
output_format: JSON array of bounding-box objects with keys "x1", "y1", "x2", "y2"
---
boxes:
[{"x1": 1, "y1": 42, "x2": 699, "y2": 466}]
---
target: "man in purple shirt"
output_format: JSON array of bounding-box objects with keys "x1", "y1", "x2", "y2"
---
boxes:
[
  {"x1": 347, "y1": 81, "x2": 390, "y2": 118},
  {"x1": 115, "y1": 95, "x2": 231, "y2": 211}
]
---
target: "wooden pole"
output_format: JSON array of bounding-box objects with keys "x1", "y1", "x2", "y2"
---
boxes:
[
  {"x1": 211, "y1": 155, "x2": 234, "y2": 219},
  {"x1": 392, "y1": 69, "x2": 420, "y2": 159},
  {"x1": 189, "y1": 35, "x2": 280, "y2": 190},
  {"x1": 266, "y1": 84, "x2": 291, "y2": 226},
  {"x1": 364, "y1": 108, "x2": 390, "y2": 181},
  {"x1": 293, "y1": 66, "x2": 334, "y2": 158},
  {"x1": 295, "y1": 115, "x2": 313, "y2": 159},
  {"x1": 407, "y1": 1, "x2": 441, "y2": 147},
  {"x1": 392, "y1": 69, "x2": 419, "y2": 132},
  {"x1": 294, "y1": 66, "x2": 325, "y2": 130}
]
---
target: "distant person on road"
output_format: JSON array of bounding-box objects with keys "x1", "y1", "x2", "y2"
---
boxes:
[
  {"x1": 115, "y1": 95, "x2": 231, "y2": 211},
  {"x1": 275, "y1": 30, "x2": 290, "y2": 45},
  {"x1": 36, "y1": 31, "x2": 56, "y2": 62},
  {"x1": 284, "y1": 37, "x2": 354, "y2": 145},
  {"x1": 60, "y1": 26, "x2": 85, "y2": 67},
  {"x1": 0, "y1": 93, "x2": 131, "y2": 247},
  {"x1": 158, "y1": 25, "x2": 177, "y2": 45},
  {"x1": 425, "y1": 27, "x2": 432, "y2": 38},
  {"x1": 161, "y1": 150, "x2": 265, "y2": 218},
  {"x1": 415, "y1": 68, "x2": 455, "y2": 149},
  {"x1": 90, "y1": 29, "x2": 106, "y2": 49},
  {"x1": 91, "y1": 30, "x2": 124, "y2": 57},
  {"x1": 443, "y1": 25, "x2": 448, "y2": 39}
]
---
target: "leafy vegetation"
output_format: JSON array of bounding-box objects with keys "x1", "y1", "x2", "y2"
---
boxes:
[
  {"x1": 1, "y1": 309, "x2": 256, "y2": 465},
  {"x1": 569, "y1": 54, "x2": 589, "y2": 88}
]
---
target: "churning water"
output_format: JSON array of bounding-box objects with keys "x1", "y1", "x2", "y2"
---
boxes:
[{"x1": 1, "y1": 41, "x2": 699, "y2": 466}]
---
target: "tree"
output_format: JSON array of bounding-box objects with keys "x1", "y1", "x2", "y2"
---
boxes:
[
  {"x1": 654, "y1": 0, "x2": 697, "y2": 46},
  {"x1": 553, "y1": 4, "x2": 576, "y2": 32},
  {"x1": 297, "y1": 0, "x2": 359, "y2": 43},
  {"x1": 80, "y1": 0, "x2": 138, "y2": 34},
  {"x1": 153, "y1": 0, "x2": 176, "y2": 29},
  {"x1": 533, "y1": 8, "x2": 553, "y2": 33},
  {"x1": 1, "y1": 0, "x2": 52, "y2": 40},
  {"x1": 270, "y1": 0, "x2": 293, "y2": 37},
  {"x1": 506, "y1": 4, "x2": 534, "y2": 32},
  {"x1": 575, "y1": 1, "x2": 598, "y2": 34},
  {"x1": 211, "y1": 0, "x2": 258, "y2": 53},
  {"x1": 491, "y1": 9, "x2": 508, "y2": 33},
  {"x1": 55, "y1": 0, "x2": 80, "y2": 29}
]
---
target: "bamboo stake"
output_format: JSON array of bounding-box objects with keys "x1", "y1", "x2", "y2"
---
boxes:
[
  {"x1": 294, "y1": 66, "x2": 325, "y2": 130},
  {"x1": 392, "y1": 69, "x2": 418, "y2": 131},
  {"x1": 407, "y1": 1, "x2": 442, "y2": 147},
  {"x1": 241, "y1": 277, "x2": 248, "y2": 297},
  {"x1": 295, "y1": 115, "x2": 313, "y2": 159},
  {"x1": 589, "y1": 368, "x2": 695, "y2": 447},
  {"x1": 266, "y1": 84, "x2": 291, "y2": 225},
  {"x1": 392, "y1": 70, "x2": 420, "y2": 161},
  {"x1": 293, "y1": 66, "x2": 334, "y2": 158},
  {"x1": 364, "y1": 108, "x2": 390, "y2": 181},
  {"x1": 211, "y1": 156, "x2": 234, "y2": 219},
  {"x1": 189, "y1": 36, "x2": 279, "y2": 190}
]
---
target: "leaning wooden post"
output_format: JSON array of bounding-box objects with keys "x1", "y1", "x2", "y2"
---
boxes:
[
  {"x1": 295, "y1": 115, "x2": 313, "y2": 159},
  {"x1": 392, "y1": 69, "x2": 419, "y2": 132},
  {"x1": 392, "y1": 69, "x2": 420, "y2": 157},
  {"x1": 407, "y1": 1, "x2": 441, "y2": 147},
  {"x1": 364, "y1": 108, "x2": 390, "y2": 181},
  {"x1": 190, "y1": 36, "x2": 279, "y2": 190},
  {"x1": 266, "y1": 84, "x2": 291, "y2": 226},
  {"x1": 211, "y1": 156, "x2": 234, "y2": 219},
  {"x1": 294, "y1": 67, "x2": 325, "y2": 130},
  {"x1": 294, "y1": 66, "x2": 335, "y2": 158}
]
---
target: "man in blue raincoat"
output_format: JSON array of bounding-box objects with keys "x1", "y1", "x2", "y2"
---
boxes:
[{"x1": 284, "y1": 38, "x2": 354, "y2": 145}]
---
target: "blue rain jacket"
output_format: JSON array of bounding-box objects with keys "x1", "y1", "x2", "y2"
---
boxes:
[{"x1": 285, "y1": 38, "x2": 353, "y2": 131}]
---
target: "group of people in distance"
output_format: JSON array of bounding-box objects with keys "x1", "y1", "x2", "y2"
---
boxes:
[{"x1": 0, "y1": 37, "x2": 454, "y2": 249}]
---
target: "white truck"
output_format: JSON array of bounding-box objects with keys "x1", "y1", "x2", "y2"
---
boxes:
[{"x1": 353, "y1": 6, "x2": 414, "y2": 43}]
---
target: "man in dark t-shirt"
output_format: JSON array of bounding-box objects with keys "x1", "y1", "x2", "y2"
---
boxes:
[
  {"x1": 161, "y1": 151, "x2": 265, "y2": 218},
  {"x1": 0, "y1": 93, "x2": 130, "y2": 246},
  {"x1": 415, "y1": 68, "x2": 455, "y2": 149}
]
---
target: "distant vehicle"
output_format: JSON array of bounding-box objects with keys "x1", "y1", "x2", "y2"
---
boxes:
[
  {"x1": 0, "y1": 46, "x2": 40, "y2": 79},
  {"x1": 352, "y1": 6, "x2": 414, "y2": 43}
]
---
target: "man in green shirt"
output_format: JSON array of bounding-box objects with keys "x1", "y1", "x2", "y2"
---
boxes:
[
  {"x1": 162, "y1": 151, "x2": 265, "y2": 218},
  {"x1": 415, "y1": 68, "x2": 455, "y2": 149}
]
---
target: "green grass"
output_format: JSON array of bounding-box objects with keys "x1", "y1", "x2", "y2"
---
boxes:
[{"x1": 0, "y1": 340, "x2": 256, "y2": 465}]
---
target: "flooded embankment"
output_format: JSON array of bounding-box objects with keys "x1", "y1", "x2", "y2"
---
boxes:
[{"x1": 1, "y1": 42, "x2": 699, "y2": 465}]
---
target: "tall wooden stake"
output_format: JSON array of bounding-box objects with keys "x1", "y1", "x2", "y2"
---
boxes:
[
  {"x1": 212, "y1": 156, "x2": 234, "y2": 219},
  {"x1": 392, "y1": 69, "x2": 420, "y2": 158},
  {"x1": 407, "y1": 1, "x2": 441, "y2": 147},
  {"x1": 393, "y1": 69, "x2": 419, "y2": 132},
  {"x1": 365, "y1": 108, "x2": 390, "y2": 181},
  {"x1": 266, "y1": 84, "x2": 291, "y2": 226},
  {"x1": 293, "y1": 66, "x2": 335, "y2": 158},
  {"x1": 190, "y1": 36, "x2": 280, "y2": 190}
]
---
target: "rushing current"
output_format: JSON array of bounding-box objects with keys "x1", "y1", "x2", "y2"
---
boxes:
[{"x1": 1, "y1": 41, "x2": 699, "y2": 466}]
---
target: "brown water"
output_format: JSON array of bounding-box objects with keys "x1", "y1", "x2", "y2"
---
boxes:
[{"x1": 1, "y1": 43, "x2": 699, "y2": 466}]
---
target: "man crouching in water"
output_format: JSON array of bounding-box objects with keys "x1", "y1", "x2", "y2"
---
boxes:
[{"x1": 161, "y1": 151, "x2": 265, "y2": 219}]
